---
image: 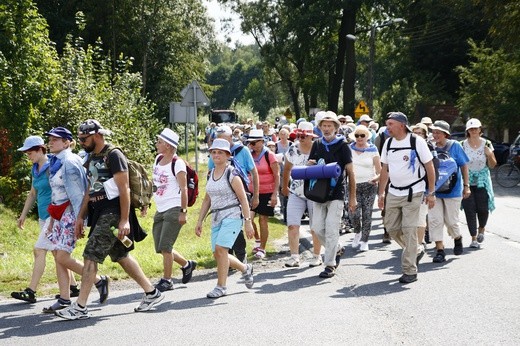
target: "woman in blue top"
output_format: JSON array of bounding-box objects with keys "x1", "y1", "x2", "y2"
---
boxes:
[{"x1": 11, "y1": 136, "x2": 79, "y2": 304}]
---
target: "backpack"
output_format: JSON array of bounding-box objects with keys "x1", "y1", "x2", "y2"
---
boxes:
[
  {"x1": 104, "y1": 146, "x2": 154, "y2": 209},
  {"x1": 156, "y1": 155, "x2": 199, "y2": 207}
]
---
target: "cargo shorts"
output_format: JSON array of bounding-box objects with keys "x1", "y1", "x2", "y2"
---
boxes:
[{"x1": 83, "y1": 213, "x2": 129, "y2": 263}]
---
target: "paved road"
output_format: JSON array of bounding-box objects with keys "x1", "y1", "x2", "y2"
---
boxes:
[{"x1": 1, "y1": 176, "x2": 519, "y2": 345}]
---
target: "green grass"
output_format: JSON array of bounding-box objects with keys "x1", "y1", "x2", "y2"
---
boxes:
[{"x1": 0, "y1": 162, "x2": 287, "y2": 299}]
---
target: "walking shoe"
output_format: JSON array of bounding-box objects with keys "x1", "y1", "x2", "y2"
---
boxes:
[
  {"x1": 243, "y1": 264, "x2": 254, "y2": 289},
  {"x1": 254, "y1": 248, "x2": 266, "y2": 259},
  {"x1": 352, "y1": 232, "x2": 362, "y2": 248},
  {"x1": 319, "y1": 266, "x2": 336, "y2": 278},
  {"x1": 308, "y1": 255, "x2": 323, "y2": 267},
  {"x1": 432, "y1": 249, "x2": 446, "y2": 263},
  {"x1": 181, "y1": 260, "x2": 197, "y2": 284},
  {"x1": 95, "y1": 275, "x2": 110, "y2": 304},
  {"x1": 206, "y1": 286, "x2": 227, "y2": 299},
  {"x1": 11, "y1": 288, "x2": 36, "y2": 303},
  {"x1": 42, "y1": 298, "x2": 71, "y2": 313},
  {"x1": 154, "y1": 278, "x2": 174, "y2": 292},
  {"x1": 134, "y1": 289, "x2": 164, "y2": 312},
  {"x1": 382, "y1": 231, "x2": 392, "y2": 244},
  {"x1": 284, "y1": 257, "x2": 300, "y2": 268},
  {"x1": 359, "y1": 241, "x2": 369, "y2": 252},
  {"x1": 335, "y1": 246, "x2": 345, "y2": 268},
  {"x1": 453, "y1": 237, "x2": 464, "y2": 255},
  {"x1": 55, "y1": 302, "x2": 90, "y2": 320},
  {"x1": 56, "y1": 285, "x2": 80, "y2": 299},
  {"x1": 469, "y1": 240, "x2": 480, "y2": 249},
  {"x1": 477, "y1": 232, "x2": 485, "y2": 243},
  {"x1": 416, "y1": 245, "x2": 426, "y2": 265},
  {"x1": 398, "y1": 274, "x2": 417, "y2": 284}
]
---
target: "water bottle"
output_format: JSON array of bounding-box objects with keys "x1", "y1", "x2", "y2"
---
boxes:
[
  {"x1": 110, "y1": 226, "x2": 133, "y2": 248},
  {"x1": 188, "y1": 178, "x2": 195, "y2": 189}
]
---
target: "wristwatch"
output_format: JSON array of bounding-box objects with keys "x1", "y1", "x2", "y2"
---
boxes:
[
  {"x1": 180, "y1": 208, "x2": 188, "y2": 213},
  {"x1": 427, "y1": 192, "x2": 435, "y2": 197}
]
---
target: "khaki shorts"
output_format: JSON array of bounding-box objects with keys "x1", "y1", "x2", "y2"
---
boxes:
[
  {"x1": 83, "y1": 213, "x2": 129, "y2": 263},
  {"x1": 152, "y1": 207, "x2": 183, "y2": 253}
]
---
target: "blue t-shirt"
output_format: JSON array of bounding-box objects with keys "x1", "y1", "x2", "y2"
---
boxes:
[
  {"x1": 208, "y1": 143, "x2": 255, "y2": 185},
  {"x1": 436, "y1": 140, "x2": 469, "y2": 199},
  {"x1": 32, "y1": 162, "x2": 51, "y2": 220}
]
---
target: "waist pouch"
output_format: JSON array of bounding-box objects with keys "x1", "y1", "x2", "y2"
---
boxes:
[{"x1": 47, "y1": 201, "x2": 71, "y2": 220}]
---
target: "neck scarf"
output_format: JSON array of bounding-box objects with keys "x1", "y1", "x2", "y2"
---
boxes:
[
  {"x1": 350, "y1": 142, "x2": 378, "y2": 153},
  {"x1": 321, "y1": 135, "x2": 345, "y2": 152}
]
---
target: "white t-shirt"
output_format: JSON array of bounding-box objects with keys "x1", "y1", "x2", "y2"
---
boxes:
[
  {"x1": 152, "y1": 155, "x2": 187, "y2": 212},
  {"x1": 351, "y1": 150, "x2": 379, "y2": 183},
  {"x1": 381, "y1": 133, "x2": 433, "y2": 197}
]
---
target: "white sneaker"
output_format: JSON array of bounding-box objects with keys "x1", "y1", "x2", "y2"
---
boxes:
[
  {"x1": 359, "y1": 241, "x2": 369, "y2": 252},
  {"x1": 284, "y1": 256, "x2": 300, "y2": 268},
  {"x1": 134, "y1": 290, "x2": 164, "y2": 312},
  {"x1": 470, "y1": 240, "x2": 480, "y2": 249},
  {"x1": 352, "y1": 233, "x2": 362, "y2": 248},
  {"x1": 308, "y1": 255, "x2": 323, "y2": 267}
]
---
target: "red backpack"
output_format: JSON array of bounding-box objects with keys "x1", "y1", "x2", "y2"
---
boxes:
[{"x1": 156, "y1": 155, "x2": 199, "y2": 207}]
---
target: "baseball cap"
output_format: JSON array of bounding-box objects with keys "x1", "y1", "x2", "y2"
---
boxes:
[
  {"x1": 44, "y1": 127, "x2": 73, "y2": 141},
  {"x1": 216, "y1": 125, "x2": 232, "y2": 136},
  {"x1": 18, "y1": 136, "x2": 45, "y2": 151},
  {"x1": 78, "y1": 119, "x2": 112, "y2": 136},
  {"x1": 465, "y1": 118, "x2": 482, "y2": 131},
  {"x1": 387, "y1": 112, "x2": 411, "y2": 132}
]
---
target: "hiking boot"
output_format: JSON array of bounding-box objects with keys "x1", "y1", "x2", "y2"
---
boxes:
[
  {"x1": 11, "y1": 288, "x2": 36, "y2": 303},
  {"x1": 96, "y1": 275, "x2": 110, "y2": 304},
  {"x1": 454, "y1": 237, "x2": 463, "y2": 255},
  {"x1": 284, "y1": 257, "x2": 300, "y2": 268},
  {"x1": 335, "y1": 246, "x2": 345, "y2": 268},
  {"x1": 432, "y1": 249, "x2": 446, "y2": 263},
  {"x1": 469, "y1": 240, "x2": 480, "y2": 249},
  {"x1": 206, "y1": 286, "x2": 227, "y2": 299},
  {"x1": 55, "y1": 285, "x2": 80, "y2": 299},
  {"x1": 134, "y1": 289, "x2": 164, "y2": 312},
  {"x1": 308, "y1": 255, "x2": 323, "y2": 267},
  {"x1": 55, "y1": 302, "x2": 90, "y2": 320},
  {"x1": 382, "y1": 231, "x2": 391, "y2": 244},
  {"x1": 319, "y1": 266, "x2": 336, "y2": 278},
  {"x1": 181, "y1": 260, "x2": 197, "y2": 284},
  {"x1": 398, "y1": 274, "x2": 418, "y2": 284},
  {"x1": 352, "y1": 233, "x2": 362, "y2": 248},
  {"x1": 42, "y1": 298, "x2": 71, "y2": 313},
  {"x1": 154, "y1": 278, "x2": 174, "y2": 292},
  {"x1": 243, "y1": 264, "x2": 254, "y2": 289}
]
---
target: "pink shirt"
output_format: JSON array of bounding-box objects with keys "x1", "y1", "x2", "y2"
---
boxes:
[{"x1": 250, "y1": 150, "x2": 277, "y2": 194}]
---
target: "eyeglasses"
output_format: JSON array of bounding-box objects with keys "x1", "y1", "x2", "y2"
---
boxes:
[
  {"x1": 354, "y1": 134, "x2": 366, "y2": 138},
  {"x1": 78, "y1": 135, "x2": 92, "y2": 143},
  {"x1": 248, "y1": 140, "x2": 262, "y2": 145}
]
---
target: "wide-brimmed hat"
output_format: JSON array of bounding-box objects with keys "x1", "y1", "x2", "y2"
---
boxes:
[
  {"x1": 420, "y1": 117, "x2": 433, "y2": 125},
  {"x1": 18, "y1": 136, "x2": 45, "y2": 151},
  {"x1": 297, "y1": 121, "x2": 318, "y2": 138},
  {"x1": 359, "y1": 114, "x2": 373, "y2": 123},
  {"x1": 247, "y1": 129, "x2": 264, "y2": 141},
  {"x1": 412, "y1": 123, "x2": 429, "y2": 136},
  {"x1": 157, "y1": 128, "x2": 179, "y2": 148},
  {"x1": 209, "y1": 138, "x2": 231, "y2": 154},
  {"x1": 216, "y1": 125, "x2": 232, "y2": 136},
  {"x1": 387, "y1": 112, "x2": 412, "y2": 132},
  {"x1": 344, "y1": 115, "x2": 354, "y2": 123},
  {"x1": 44, "y1": 127, "x2": 73, "y2": 141},
  {"x1": 349, "y1": 125, "x2": 371, "y2": 141},
  {"x1": 78, "y1": 119, "x2": 112, "y2": 136},
  {"x1": 466, "y1": 118, "x2": 482, "y2": 131},
  {"x1": 317, "y1": 111, "x2": 340, "y2": 127},
  {"x1": 430, "y1": 120, "x2": 451, "y2": 135}
]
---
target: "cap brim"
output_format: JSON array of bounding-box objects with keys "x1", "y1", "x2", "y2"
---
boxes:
[{"x1": 429, "y1": 126, "x2": 450, "y2": 135}]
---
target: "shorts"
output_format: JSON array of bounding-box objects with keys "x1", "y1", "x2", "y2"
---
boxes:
[
  {"x1": 252, "y1": 193, "x2": 275, "y2": 216},
  {"x1": 286, "y1": 193, "x2": 313, "y2": 226},
  {"x1": 83, "y1": 213, "x2": 129, "y2": 263},
  {"x1": 152, "y1": 207, "x2": 183, "y2": 253},
  {"x1": 211, "y1": 218, "x2": 243, "y2": 252},
  {"x1": 34, "y1": 218, "x2": 54, "y2": 251}
]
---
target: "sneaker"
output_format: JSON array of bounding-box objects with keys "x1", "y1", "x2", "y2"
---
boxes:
[
  {"x1": 398, "y1": 274, "x2": 417, "y2": 284},
  {"x1": 416, "y1": 245, "x2": 426, "y2": 265},
  {"x1": 243, "y1": 264, "x2": 254, "y2": 289},
  {"x1": 95, "y1": 275, "x2": 110, "y2": 304},
  {"x1": 254, "y1": 248, "x2": 266, "y2": 259},
  {"x1": 469, "y1": 240, "x2": 480, "y2": 249},
  {"x1": 432, "y1": 249, "x2": 446, "y2": 263},
  {"x1": 134, "y1": 289, "x2": 164, "y2": 312},
  {"x1": 206, "y1": 286, "x2": 227, "y2": 299},
  {"x1": 308, "y1": 255, "x2": 323, "y2": 267},
  {"x1": 335, "y1": 246, "x2": 345, "y2": 268},
  {"x1": 477, "y1": 232, "x2": 485, "y2": 243},
  {"x1": 284, "y1": 257, "x2": 300, "y2": 268},
  {"x1": 319, "y1": 266, "x2": 336, "y2": 278},
  {"x1": 56, "y1": 285, "x2": 80, "y2": 299},
  {"x1": 382, "y1": 231, "x2": 392, "y2": 244},
  {"x1": 154, "y1": 278, "x2": 174, "y2": 292},
  {"x1": 42, "y1": 298, "x2": 71, "y2": 313},
  {"x1": 359, "y1": 241, "x2": 369, "y2": 252},
  {"x1": 181, "y1": 260, "x2": 197, "y2": 284},
  {"x1": 454, "y1": 237, "x2": 463, "y2": 255},
  {"x1": 352, "y1": 233, "x2": 362, "y2": 248},
  {"x1": 55, "y1": 302, "x2": 90, "y2": 320},
  {"x1": 11, "y1": 288, "x2": 36, "y2": 303}
]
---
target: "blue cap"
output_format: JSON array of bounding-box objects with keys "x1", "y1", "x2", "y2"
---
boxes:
[
  {"x1": 44, "y1": 127, "x2": 73, "y2": 141},
  {"x1": 18, "y1": 136, "x2": 45, "y2": 151},
  {"x1": 387, "y1": 112, "x2": 411, "y2": 132}
]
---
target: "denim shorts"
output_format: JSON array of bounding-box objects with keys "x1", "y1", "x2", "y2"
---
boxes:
[
  {"x1": 83, "y1": 213, "x2": 129, "y2": 263},
  {"x1": 211, "y1": 218, "x2": 243, "y2": 252}
]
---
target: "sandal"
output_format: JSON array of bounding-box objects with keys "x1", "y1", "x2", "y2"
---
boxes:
[
  {"x1": 206, "y1": 286, "x2": 227, "y2": 299},
  {"x1": 42, "y1": 298, "x2": 71, "y2": 313},
  {"x1": 11, "y1": 288, "x2": 36, "y2": 303}
]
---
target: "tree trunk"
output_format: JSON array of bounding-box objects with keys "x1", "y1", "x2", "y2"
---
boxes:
[
  {"x1": 327, "y1": 7, "x2": 349, "y2": 112},
  {"x1": 343, "y1": 7, "x2": 357, "y2": 116}
]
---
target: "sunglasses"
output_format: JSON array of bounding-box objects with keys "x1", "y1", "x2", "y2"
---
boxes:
[
  {"x1": 78, "y1": 135, "x2": 93, "y2": 143},
  {"x1": 354, "y1": 134, "x2": 366, "y2": 138}
]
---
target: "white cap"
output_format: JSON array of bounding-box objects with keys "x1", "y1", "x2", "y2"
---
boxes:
[{"x1": 466, "y1": 118, "x2": 482, "y2": 131}]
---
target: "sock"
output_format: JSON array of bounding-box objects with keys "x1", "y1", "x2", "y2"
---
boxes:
[
  {"x1": 77, "y1": 303, "x2": 85, "y2": 309},
  {"x1": 182, "y1": 262, "x2": 189, "y2": 269},
  {"x1": 58, "y1": 297, "x2": 71, "y2": 304},
  {"x1": 291, "y1": 254, "x2": 299, "y2": 260},
  {"x1": 146, "y1": 288, "x2": 158, "y2": 296}
]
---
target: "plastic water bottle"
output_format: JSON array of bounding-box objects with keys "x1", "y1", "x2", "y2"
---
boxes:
[
  {"x1": 110, "y1": 226, "x2": 133, "y2": 248},
  {"x1": 188, "y1": 178, "x2": 195, "y2": 189}
]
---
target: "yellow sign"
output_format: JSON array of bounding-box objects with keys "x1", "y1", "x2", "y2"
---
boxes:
[{"x1": 354, "y1": 100, "x2": 370, "y2": 119}]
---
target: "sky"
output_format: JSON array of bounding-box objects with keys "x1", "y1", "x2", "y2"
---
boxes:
[{"x1": 203, "y1": 0, "x2": 255, "y2": 47}]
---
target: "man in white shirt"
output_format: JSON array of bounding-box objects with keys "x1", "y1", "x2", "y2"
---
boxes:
[{"x1": 378, "y1": 112, "x2": 436, "y2": 284}]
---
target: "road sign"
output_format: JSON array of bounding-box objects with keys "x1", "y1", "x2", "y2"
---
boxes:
[
  {"x1": 284, "y1": 108, "x2": 293, "y2": 119},
  {"x1": 354, "y1": 100, "x2": 370, "y2": 120},
  {"x1": 180, "y1": 80, "x2": 210, "y2": 107},
  {"x1": 169, "y1": 102, "x2": 195, "y2": 123}
]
